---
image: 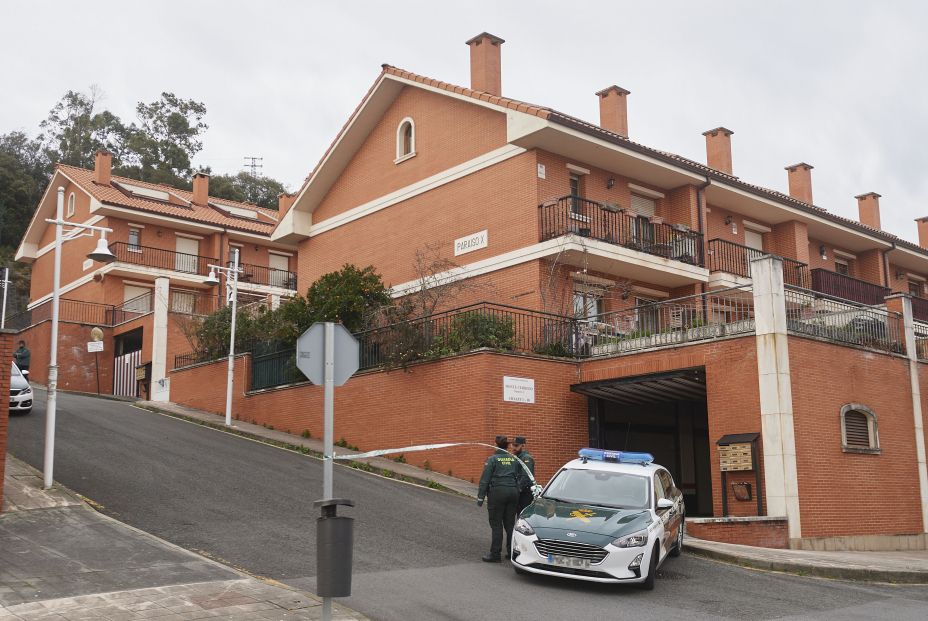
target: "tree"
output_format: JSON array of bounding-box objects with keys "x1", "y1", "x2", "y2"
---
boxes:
[
  {"x1": 304, "y1": 264, "x2": 391, "y2": 332},
  {"x1": 116, "y1": 92, "x2": 208, "y2": 187},
  {"x1": 39, "y1": 87, "x2": 126, "y2": 169},
  {"x1": 209, "y1": 171, "x2": 289, "y2": 209},
  {"x1": 0, "y1": 132, "x2": 50, "y2": 249}
]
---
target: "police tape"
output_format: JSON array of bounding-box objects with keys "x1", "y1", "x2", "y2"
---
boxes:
[{"x1": 331, "y1": 441, "x2": 538, "y2": 487}]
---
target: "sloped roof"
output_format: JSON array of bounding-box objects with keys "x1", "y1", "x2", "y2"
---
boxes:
[{"x1": 59, "y1": 165, "x2": 278, "y2": 235}]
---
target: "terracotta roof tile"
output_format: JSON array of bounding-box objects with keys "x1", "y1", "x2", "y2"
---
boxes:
[{"x1": 59, "y1": 165, "x2": 278, "y2": 235}]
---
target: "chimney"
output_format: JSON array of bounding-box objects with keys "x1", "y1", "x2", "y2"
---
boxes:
[
  {"x1": 855, "y1": 192, "x2": 882, "y2": 230},
  {"x1": 465, "y1": 32, "x2": 504, "y2": 96},
  {"x1": 702, "y1": 127, "x2": 734, "y2": 175},
  {"x1": 917, "y1": 218, "x2": 928, "y2": 249},
  {"x1": 596, "y1": 85, "x2": 631, "y2": 138},
  {"x1": 785, "y1": 162, "x2": 814, "y2": 204},
  {"x1": 192, "y1": 173, "x2": 209, "y2": 205},
  {"x1": 277, "y1": 192, "x2": 296, "y2": 217},
  {"x1": 93, "y1": 150, "x2": 112, "y2": 185}
]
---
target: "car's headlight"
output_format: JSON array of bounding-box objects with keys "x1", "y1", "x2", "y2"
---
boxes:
[
  {"x1": 514, "y1": 518, "x2": 535, "y2": 536},
  {"x1": 21, "y1": 387, "x2": 32, "y2": 395},
  {"x1": 613, "y1": 529, "x2": 648, "y2": 548}
]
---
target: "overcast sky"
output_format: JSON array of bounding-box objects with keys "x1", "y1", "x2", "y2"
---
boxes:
[{"x1": 2, "y1": 1, "x2": 925, "y2": 242}]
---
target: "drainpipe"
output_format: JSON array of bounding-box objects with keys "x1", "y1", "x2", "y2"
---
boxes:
[
  {"x1": 696, "y1": 177, "x2": 711, "y2": 296},
  {"x1": 884, "y1": 242, "x2": 895, "y2": 291}
]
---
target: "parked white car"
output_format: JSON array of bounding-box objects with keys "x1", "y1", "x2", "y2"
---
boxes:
[
  {"x1": 10, "y1": 362, "x2": 33, "y2": 415},
  {"x1": 511, "y1": 449, "x2": 684, "y2": 590}
]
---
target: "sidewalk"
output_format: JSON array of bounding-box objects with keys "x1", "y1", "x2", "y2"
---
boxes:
[
  {"x1": 134, "y1": 399, "x2": 481, "y2": 498},
  {"x1": 685, "y1": 536, "x2": 928, "y2": 584},
  {"x1": 0, "y1": 455, "x2": 367, "y2": 620}
]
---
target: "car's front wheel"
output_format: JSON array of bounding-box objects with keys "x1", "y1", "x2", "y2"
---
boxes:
[
  {"x1": 670, "y1": 515, "x2": 684, "y2": 557},
  {"x1": 638, "y1": 543, "x2": 660, "y2": 590}
]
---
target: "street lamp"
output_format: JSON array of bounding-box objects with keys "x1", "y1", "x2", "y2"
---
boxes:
[
  {"x1": 1, "y1": 266, "x2": 10, "y2": 329},
  {"x1": 203, "y1": 247, "x2": 242, "y2": 427},
  {"x1": 44, "y1": 187, "x2": 115, "y2": 489}
]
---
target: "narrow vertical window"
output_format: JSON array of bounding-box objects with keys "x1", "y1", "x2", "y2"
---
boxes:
[
  {"x1": 396, "y1": 118, "x2": 415, "y2": 161},
  {"x1": 128, "y1": 227, "x2": 141, "y2": 251},
  {"x1": 67, "y1": 192, "x2": 76, "y2": 218}
]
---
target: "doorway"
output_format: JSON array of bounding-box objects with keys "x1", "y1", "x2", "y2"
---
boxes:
[
  {"x1": 113, "y1": 328, "x2": 143, "y2": 397},
  {"x1": 572, "y1": 368, "x2": 713, "y2": 516}
]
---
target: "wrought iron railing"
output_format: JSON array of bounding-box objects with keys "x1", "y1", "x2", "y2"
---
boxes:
[
  {"x1": 581, "y1": 287, "x2": 756, "y2": 356},
  {"x1": 169, "y1": 290, "x2": 222, "y2": 316},
  {"x1": 111, "y1": 292, "x2": 153, "y2": 325},
  {"x1": 539, "y1": 196, "x2": 704, "y2": 267},
  {"x1": 356, "y1": 303, "x2": 580, "y2": 370},
  {"x1": 809, "y1": 268, "x2": 890, "y2": 307},
  {"x1": 110, "y1": 242, "x2": 217, "y2": 276},
  {"x1": 228, "y1": 261, "x2": 297, "y2": 290},
  {"x1": 914, "y1": 321, "x2": 928, "y2": 361},
  {"x1": 911, "y1": 296, "x2": 928, "y2": 323},
  {"x1": 707, "y1": 239, "x2": 809, "y2": 287},
  {"x1": 5, "y1": 298, "x2": 116, "y2": 330},
  {"x1": 251, "y1": 348, "x2": 303, "y2": 390},
  {"x1": 785, "y1": 286, "x2": 904, "y2": 354}
]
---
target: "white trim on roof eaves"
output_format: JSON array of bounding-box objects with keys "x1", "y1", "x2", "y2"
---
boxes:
[{"x1": 384, "y1": 74, "x2": 520, "y2": 115}]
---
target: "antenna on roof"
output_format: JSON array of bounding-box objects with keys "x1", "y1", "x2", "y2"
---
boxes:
[{"x1": 243, "y1": 156, "x2": 263, "y2": 177}]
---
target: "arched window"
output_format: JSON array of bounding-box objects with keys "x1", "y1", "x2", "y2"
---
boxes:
[
  {"x1": 66, "y1": 192, "x2": 76, "y2": 218},
  {"x1": 840, "y1": 403, "x2": 879, "y2": 454},
  {"x1": 396, "y1": 117, "x2": 415, "y2": 161}
]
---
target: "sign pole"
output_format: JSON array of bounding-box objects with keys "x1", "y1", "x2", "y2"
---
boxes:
[
  {"x1": 322, "y1": 321, "x2": 335, "y2": 621},
  {"x1": 94, "y1": 351, "x2": 100, "y2": 395}
]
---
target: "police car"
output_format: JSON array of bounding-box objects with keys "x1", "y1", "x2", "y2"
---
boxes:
[{"x1": 510, "y1": 449, "x2": 684, "y2": 589}]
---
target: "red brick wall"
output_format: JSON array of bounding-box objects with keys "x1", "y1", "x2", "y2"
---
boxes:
[
  {"x1": 788, "y1": 337, "x2": 922, "y2": 538},
  {"x1": 767, "y1": 220, "x2": 810, "y2": 265},
  {"x1": 687, "y1": 518, "x2": 789, "y2": 548},
  {"x1": 0, "y1": 331, "x2": 12, "y2": 507},
  {"x1": 171, "y1": 351, "x2": 585, "y2": 483},
  {"x1": 13, "y1": 321, "x2": 115, "y2": 394}
]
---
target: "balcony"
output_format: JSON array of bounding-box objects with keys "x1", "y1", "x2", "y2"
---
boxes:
[
  {"x1": 911, "y1": 296, "x2": 928, "y2": 323},
  {"x1": 708, "y1": 239, "x2": 809, "y2": 287},
  {"x1": 110, "y1": 242, "x2": 216, "y2": 277},
  {"x1": 809, "y1": 268, "x2": 890, "y2": 306},
  {"x1": 227, "y1": 261, "x2": 297, "y2": 290},
  {"x1": 539, "y1": 196, "x2": 704, "y2": 267}
]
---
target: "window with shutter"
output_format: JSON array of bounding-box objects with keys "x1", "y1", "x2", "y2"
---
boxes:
[
  {"x1": 840, "y1": 404, "x2": 879, "y2": 453},
  {"x1": 630, "y1": 194, "x2": 656, "y2": 217}
]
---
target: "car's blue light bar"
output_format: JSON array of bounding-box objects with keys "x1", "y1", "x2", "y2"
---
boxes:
[{"x1": 578, "y1": 448, "x2": 654, "y2": 464}]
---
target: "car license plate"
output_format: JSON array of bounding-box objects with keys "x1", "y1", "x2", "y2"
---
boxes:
[{"x1": 547, "y1": 554, "x2": 590, "y2": 569}]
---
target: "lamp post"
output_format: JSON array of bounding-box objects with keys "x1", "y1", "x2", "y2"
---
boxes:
[
  {"x1": 44, "y1": 187, "x2": 115, "y2": 489},
  {"x1": 1, "y1": 266, "x2": 9, "y2": 329},
  {"x1": 204, "y1": 247, "x2": 241, "y2": 427}
]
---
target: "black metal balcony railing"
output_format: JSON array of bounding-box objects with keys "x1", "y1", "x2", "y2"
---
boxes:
[
  {"x1": 110, "y1": 242, "x2": 216, "y2": 276},
  {"x1": 227, "y1": 261, "x2": 297, "y2": 290},
  {"x1": 5, "y1": 298, "x2": 116, "y2": 330},
  {"x1": 110, "y1": 292, "x2": 153, "y2": 325},
  {"x1": 810, "y1": 268, "x2": 891, "y2": 306},
  {"x1": 169, "y1": 290, "x2": 223, "y2": 316},
  {"x1": 707, "y1": 239, "x2": 809, "y2": 287},
  {"x1": 539, "y1": 196, "x2": 704, "y2": 267},
  {"x1": 911, "y1": 296, "x2": 928, "y2": 323}
]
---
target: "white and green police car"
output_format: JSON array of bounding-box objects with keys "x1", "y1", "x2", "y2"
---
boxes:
[{"x1": 511, "y1": 449, "x2": 684, "y2": 590}]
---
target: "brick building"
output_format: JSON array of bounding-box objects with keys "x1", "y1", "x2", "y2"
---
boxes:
[
  {"x1": 11, "y1": 156, "x2": 299, "y2": 399},
  {"x1": 15, "y1": 33, "x2": 928, "y2": 550}
]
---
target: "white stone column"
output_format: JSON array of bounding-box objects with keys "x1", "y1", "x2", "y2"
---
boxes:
[
  {"x1": 750, "y1": 255, "x2": 802, "y2": 540},
  {"x1": 892, "y1": 293, "x2": 928, "y2": 532},
  {"x1": 151, "y1": 277, "x2": 170, "y2": 402}
]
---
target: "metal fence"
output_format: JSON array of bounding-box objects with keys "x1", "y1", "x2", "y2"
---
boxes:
[
  {"x1": 169, "y1": 290, "x2": 222, "y2": 316},
  {"x1": 913, "y1": 321, "x2": 928, "y2": 361},
  {"x1": 5, "y1": 298, "x2": 116, "y2": 330},
  {"x1": 809, "y1": 268, "x2": 891, "y2": 306},
  {"x1": 110, "y1": 242, "x2": 217, "y2": 276},
  {"x1": 110, "y1": 291, "x2": 154, "y2": 325},
  {"x1": 539, "y1": 196, "x2": 704, "y2": 266},
  {"x1": 230, "y1": 261, "x2": 297, "y2": 290},
  {"x1": 251, "y1": 348, "x2": 303, "y2": 390},
  {"x1": 785, "y1": 286, "x2": 904, "y2": 354},
  {"x1": 707, "y1": 239, "x2": 809, "y2": 287},
  {"x1": 581, "y1": 287, "x2": 756, "y2": 357}
]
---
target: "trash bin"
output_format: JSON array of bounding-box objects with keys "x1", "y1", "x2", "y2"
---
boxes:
[{"x1": 315, "y1": 498, "x2": 354, "y2": 597}]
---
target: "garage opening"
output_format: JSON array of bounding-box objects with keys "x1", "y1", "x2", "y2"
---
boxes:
[
  {"x1": 113, "y1": 328, "x2": 143, "y2": 397},
  {"x1": 572, "y1": 367, "x2": 713, "y2": 516}
]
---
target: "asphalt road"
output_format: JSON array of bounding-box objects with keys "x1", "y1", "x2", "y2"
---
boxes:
[{"x1": 7, "y1": 389, "x2": 928, "y2": 621}]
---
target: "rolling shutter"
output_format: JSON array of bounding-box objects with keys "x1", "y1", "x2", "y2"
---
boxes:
[
  {"x1": 844, "y1": 411, "x2": 871, "y2": 448},
  {"x1": 630, "y1": 194, "x2": 656, "y2": 217}
]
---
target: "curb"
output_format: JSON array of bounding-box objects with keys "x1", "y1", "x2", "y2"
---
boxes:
[
  {"x1": 684, "y1": 541, "x2": 928, "y2": 584},
  {"x1": 132, "y1": 402, "x2": 473, "y2": 498}
]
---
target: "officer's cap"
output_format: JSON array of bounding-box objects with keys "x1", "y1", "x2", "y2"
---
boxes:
[{"x1": 513, "y1": 436, "x2": 527, "y2": 445}]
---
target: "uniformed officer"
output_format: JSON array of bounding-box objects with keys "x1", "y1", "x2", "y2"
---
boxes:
[
  {"x1": 512, "y1": 436, "x2": 536, "y2": 513},
  {"x1": 477, "y1": 435, "x2": 519, "y2": 562}
]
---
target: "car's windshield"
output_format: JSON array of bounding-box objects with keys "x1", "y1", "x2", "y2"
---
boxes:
[
  {"x1": 11, "y1": 363, "x2": 21, "y2": 377},
  {"x1": 543, "y1": 468, "x2": 650, "y2": 510}
]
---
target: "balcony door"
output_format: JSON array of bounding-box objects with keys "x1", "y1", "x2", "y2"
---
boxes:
[
  {"x1": 744, "y1": 229, "x2": 764, "y2": 275},
  {"x1": 175, "y1": 236, "x2": 199, "y2": 273},
  {"x1": 630, "y1": 195, "x2": 655, "y2": 249},
  {"x1": 269, "y1": 253, "x2": 289, "y2": 287}
]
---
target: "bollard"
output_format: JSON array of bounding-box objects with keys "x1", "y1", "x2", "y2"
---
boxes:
[{"x1": 315, "y1": 498, "x2": 355, "y2": 598}]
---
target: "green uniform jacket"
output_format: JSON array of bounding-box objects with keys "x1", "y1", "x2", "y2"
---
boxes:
[
  {"x1": 14, "y1": 347, "x2": 30, "y2": 368},
  {"x1": 516, "y1": 449, "x2": 536, "y2": 491},
  {"x1": 477, "y1": 453, "x2": 519, "y2": 500}
]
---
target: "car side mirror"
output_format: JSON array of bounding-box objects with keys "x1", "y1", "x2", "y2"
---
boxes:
[{"x1": 656, "y1": 498, "x2": 674, "y2": 511}]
